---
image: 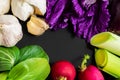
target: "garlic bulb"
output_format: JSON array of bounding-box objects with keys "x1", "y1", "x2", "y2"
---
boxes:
[
  {"x1": 0, "y1": 0, "x2": 10, "y2": 15},
  {"x1": 25, "y1": 0, "x2": 46, "y2": 15},
  {"x1": 0, "y1": 15, "x2": 23, "y2": 47},
  {"x1": 11, "y1": 0, "x2": 46, "y2": 21}
]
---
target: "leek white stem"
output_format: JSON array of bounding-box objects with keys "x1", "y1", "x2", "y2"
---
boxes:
[
  {"x1": 90, "y1": 32, "x2": 120, "y2": 56},
  {"x1": 95, "y1": 49, "x2": 120, "y2": 78}
]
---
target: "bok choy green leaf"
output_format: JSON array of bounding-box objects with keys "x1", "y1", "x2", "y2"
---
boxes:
[
  {"x1": 0, "y1": 46, "x2": 20, "y2": 71},
  {"x1": 7, "y1": 58, "x2": 50, "y2": 80},
  {"x1": 0, "y1": 72, "x2": 8, "y2": 80},
  {"x1": 19, "y1": 45, "x2": 49, "y2": 62}
]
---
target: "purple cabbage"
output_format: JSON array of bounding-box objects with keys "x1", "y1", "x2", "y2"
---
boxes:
[
  {"x1": 45, "y1": 0, "x2": 110, "y2": 41},
  {"x1": 46, "y1": 0, "x2": 70, "y2": 30}
]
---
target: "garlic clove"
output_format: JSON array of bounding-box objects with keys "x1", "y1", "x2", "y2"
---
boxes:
[
  {"x1": 11, "y1": 0, "x2": 34, "y2": 21},
  {"x1": 34, "y1": 6, "x2": 43, "y2": 15},
  {"x1": 0, "y1": 0, "x2": 10, "y2": 15},
  {"x1": 27, "y1": 20, "x2": 45, "y2": 35},
  {"x1": 27, "y1": 15, "x2": 49, "y2": 36},
  {"x1": 0, "y1": 15, "x2": 23, "y2": 47}
]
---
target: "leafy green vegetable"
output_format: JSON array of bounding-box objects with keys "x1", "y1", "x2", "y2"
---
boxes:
[
  {"x1": 0, "y1": 46, "x2": 20, "y2": 71},
  {"x1": 0, "y1": 45, "x2": 50, "y2": 79},
  {"x1": 0, "y1": 72, "x2": 8, "y2": 80},
  {"x1": 19, "y1": 45, "x2": 49, "y2": 62},
  {"x1": 7, "y1": 58, "x2": 50, "y2": 80}
]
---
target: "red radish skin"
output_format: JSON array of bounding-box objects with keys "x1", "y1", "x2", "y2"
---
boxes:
[
  {"x1": 51, "y1": 60, "x2": 76, "y2": 80},
  {"x1": 78, "y1": 54, "x2": 104, "y2": 80},
  {"x1": 79, "y1": 65, "x2": 104, "y2": 80}
]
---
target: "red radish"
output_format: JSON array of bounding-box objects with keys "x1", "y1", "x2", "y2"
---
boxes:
[
  {"x1": 51, "y1": 60, "x2": 76, "y2": 80},
  {"x1": 78, "y1": 54, "x2": 104, "y2": 80}
]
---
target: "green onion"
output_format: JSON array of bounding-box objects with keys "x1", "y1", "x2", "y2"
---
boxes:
[
  {"x1": 90, "y1": 32, "x2": 120, "y2": 56},
  {"x1": 95, "y1": 49, "x2": 120, "y2": 78}
]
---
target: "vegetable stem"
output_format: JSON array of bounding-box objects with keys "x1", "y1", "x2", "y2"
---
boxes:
[
  {"x1": 90, "y1": 32, "x2": 120, "y2": 56},
  {"x1": 80, "y1": 54, "x2": 90, "y2": 71},
  {"x1": 95, "y1": 49, "x2": 120, "y2": 78}
]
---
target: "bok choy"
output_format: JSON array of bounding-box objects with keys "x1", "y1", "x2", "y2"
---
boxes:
[
  {"x1": 0, "y1": 46, "x2": 20, "y2": 71},
  {"x1": 19, "y1": 45, "x2": 49, "y2": 62},
  {"x1": 7, "y1": 58, "x2": 50, "y2": 80},
  {"x1": 0, "y1": 45, "x2": 50, "y2": 79},
  {"x1": 0, "y1": 72, "x2": 8, "y2": 80}
]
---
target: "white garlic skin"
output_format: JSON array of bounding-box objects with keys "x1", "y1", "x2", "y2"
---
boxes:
[
  {"x1": 0, "y1": 0, "x2": 10, "y2": 15},
  {"x1": 0, "y1": 15, "x2": 23, "y2": 47},
  {"x1": 11, "y1": 0, "x2": 46, "y2": 21}
]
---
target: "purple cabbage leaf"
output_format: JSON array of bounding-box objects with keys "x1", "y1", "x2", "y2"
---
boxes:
[{"x1": 45, "y1": 0, "x2": 110, "y2": 42}]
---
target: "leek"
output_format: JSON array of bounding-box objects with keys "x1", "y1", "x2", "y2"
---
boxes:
[
  {"x1": 90, "y1": 32, "x2": 120, "y2": 56},
  {"x1": 95, "y1": 49, "x2": 120, "y2": 78}
]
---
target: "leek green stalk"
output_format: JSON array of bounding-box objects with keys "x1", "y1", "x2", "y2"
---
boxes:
[
  {"x1": 95, "y1": 49, "x2": 120, "y2": 78},
  {"x1": 90, "y1": 32, "x2": 120, "y2": 56}
]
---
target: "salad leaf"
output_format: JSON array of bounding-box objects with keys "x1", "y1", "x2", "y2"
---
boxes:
[
  {"x1": 19, "y1": 45, "x2": 49, "y2": 62},
  {"x1": 45, "y1": 0, "x2": 110, "y2": 41},
  {"x1": 0, "y1": 46, "x2": 20, "y2": 71},
  {"x1": 7, "y1": 58, "x2": 50, "y2": 80}
]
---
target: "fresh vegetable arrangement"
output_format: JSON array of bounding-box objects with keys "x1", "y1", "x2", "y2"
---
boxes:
[
  {"x1": 0, "y1": 45, "x2": 50, "y2": 80},
  {"x1": 0, "y1": 0, "x2": 120, "y2": 80}
]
